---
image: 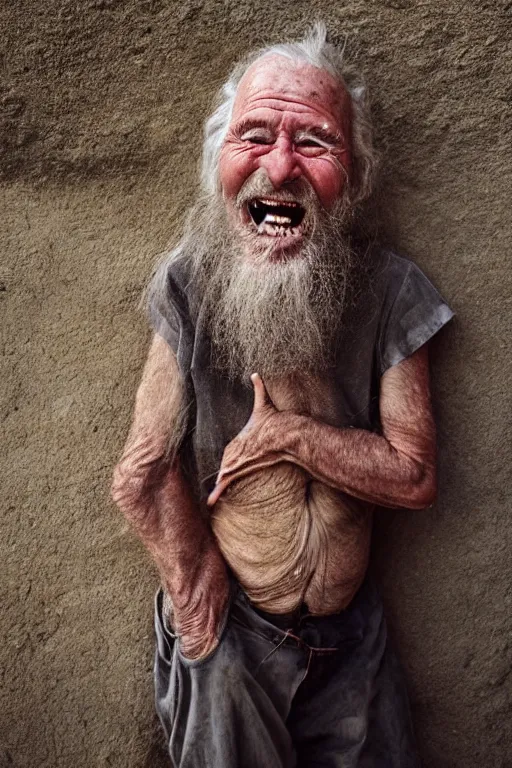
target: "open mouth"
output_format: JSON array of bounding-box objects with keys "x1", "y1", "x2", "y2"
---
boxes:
[{"x1": 247, "y1": 198, "x2": 306, "y2": 238}]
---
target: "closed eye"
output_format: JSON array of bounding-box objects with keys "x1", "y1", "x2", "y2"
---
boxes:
[
  {"x1": 245, "y1": 134, "x2": 274, "y2": 145},
  {"x1": 294, "y1": 128, "x2": 342, "y2": 152},
  {"x1": 294, "y1": 135, "x2": 334, "y2": 157},
  {"x1": 237, "y1": 123, "x2": 275, "y2": 146},
  {"x1": 296, "y1": 138, "x2": 323, "y2": 148}
]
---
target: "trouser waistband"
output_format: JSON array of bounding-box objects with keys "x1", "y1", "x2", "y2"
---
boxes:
[{"x1": 230, "y1": 577, "x2": 382, "y2": 650}]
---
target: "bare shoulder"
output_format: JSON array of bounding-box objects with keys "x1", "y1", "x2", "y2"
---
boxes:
[
  {"x1": 130, "y1": 333, "x2": 183, "y2": 428},
  {"x1": 381, "y1": 344, "x2": 431, "y2": 401},
  {"x1": 140, "y1": 333, "x2": 180, "y2": 387}
]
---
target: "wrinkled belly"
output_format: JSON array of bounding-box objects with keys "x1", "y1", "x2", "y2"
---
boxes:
[{"x1": 211, "y1": 462, "x2": 372, "y2": 614}]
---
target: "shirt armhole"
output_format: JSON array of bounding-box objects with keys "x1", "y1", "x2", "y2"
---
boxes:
[{"x1": 379, "y1": 261, "x2": 454, "y2": 376}]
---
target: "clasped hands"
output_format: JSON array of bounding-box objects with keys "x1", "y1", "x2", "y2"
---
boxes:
[{"x1": 207, "y1": 373, "x2": 299, "y2": 507}]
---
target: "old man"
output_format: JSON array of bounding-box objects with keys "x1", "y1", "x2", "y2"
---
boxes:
[{"x1": 112, "y1": 24, "x2": 453, "y2": 768}]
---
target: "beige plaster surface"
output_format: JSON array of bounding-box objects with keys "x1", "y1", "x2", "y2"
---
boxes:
[{"x1": 1, "y1": 1, "x2": 511, "y2": 766}]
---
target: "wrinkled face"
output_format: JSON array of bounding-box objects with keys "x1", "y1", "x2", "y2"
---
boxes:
[{"x1": 219, "y1": 55, "x2": 352, "y2": 261}]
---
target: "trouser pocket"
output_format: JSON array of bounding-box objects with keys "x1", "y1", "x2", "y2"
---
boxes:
[{"x1": 154, "y1": 588, "x2": 176, "y2": 666}]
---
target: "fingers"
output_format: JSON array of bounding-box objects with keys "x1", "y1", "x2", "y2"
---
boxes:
[
  {"x1": 207, "y1": 478, "x2": 231, "y2": 507},
  {"x1": 251, "y1": 372, "x2": 270, "y2": 411}
]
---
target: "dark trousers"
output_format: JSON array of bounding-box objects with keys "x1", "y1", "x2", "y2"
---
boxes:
[{"x1": 154, "y1": 579, "x2": 420, "y2": 767}]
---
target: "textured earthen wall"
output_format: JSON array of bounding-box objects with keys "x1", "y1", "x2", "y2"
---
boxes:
[{"x1": 2, "y1": 2, "x2": 511, "y2": 766}]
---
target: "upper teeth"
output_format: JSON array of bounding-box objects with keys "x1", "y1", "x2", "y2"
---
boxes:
[{"x1": 259, "y1": 198, "x2": 298, "y2": 208}]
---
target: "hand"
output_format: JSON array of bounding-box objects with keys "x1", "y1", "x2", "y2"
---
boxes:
[
  {"x1": 171, "y1": 542, "x2": 231, "y2": 661},
  {"x1": 207, "y1": 373, "x2": 293, "y2": 506}
]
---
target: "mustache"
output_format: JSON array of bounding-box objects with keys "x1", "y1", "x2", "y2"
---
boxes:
[{"x1": 235, "y1": 169, "x2": 319, "y2": 210}]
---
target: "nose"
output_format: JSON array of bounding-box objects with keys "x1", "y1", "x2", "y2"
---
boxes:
[{"x1": 259, "y1": 137, "x2": 301, "y2": 189}]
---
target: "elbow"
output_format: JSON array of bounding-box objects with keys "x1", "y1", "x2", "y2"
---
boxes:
[
  {"x1": 404, "y1": 463, "x2": 437, "y2": 510},
  {"x1": 111, "y1": 454, "x2": 164, "y2": 531},
  {"x1": 111, "y1": 436, "x2": 169, "y2": 515},
  {"x1": 111, "y1": 460, "x2": 145, "y2": 518},
  {"x1": 111, "y1": 460, "x2": 130, "y2": 509}
]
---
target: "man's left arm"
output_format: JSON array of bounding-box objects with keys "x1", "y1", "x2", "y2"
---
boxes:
[{"x1": 208, "y1": 344, "x2": 436, "y2": 510}]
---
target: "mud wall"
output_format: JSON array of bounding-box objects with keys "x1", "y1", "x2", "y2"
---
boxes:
[{"x1": 1, "y1": 2, "x2": 511, "y2": 766}]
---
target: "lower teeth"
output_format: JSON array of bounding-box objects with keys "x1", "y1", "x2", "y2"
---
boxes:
[{"x1": 257, "y1": 222, "x2": 299, "y2": 237}]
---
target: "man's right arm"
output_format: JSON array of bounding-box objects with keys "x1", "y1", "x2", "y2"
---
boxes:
[{"x1": 111, "y1": 333, "x2": 230, "y2": 660}]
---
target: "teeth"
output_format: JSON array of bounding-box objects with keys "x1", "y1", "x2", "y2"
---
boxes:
[
  {"x1": 248, "y1": 198, "x2": 305, "y2": 237},
  {"x1": 258, "y1": 198, "x2": 299, "y2": 208},
  {"x1": 257, "y1": 222, "x2": 301, "y2": 237},
  {"x1": 264, "y1": 213, "x2": 292, "y2": 225}
]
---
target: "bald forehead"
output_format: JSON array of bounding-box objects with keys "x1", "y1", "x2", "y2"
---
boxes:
[{"x1": 232, "y1": 55, "x2": 350, "y2": 126}]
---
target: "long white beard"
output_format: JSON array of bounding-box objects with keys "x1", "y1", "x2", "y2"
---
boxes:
[
  {"x1": 195, "y1": 198, "x2": 354, "y2": 381},
  {"x1": 148, "y1": 184, "x2": 355, "y2": 383}
]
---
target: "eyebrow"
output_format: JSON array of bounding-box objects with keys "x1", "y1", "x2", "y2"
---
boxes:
[
  {"x1": 294, "y1": 125, "x2": 344, "y2": 146},
  {"x1": 232, "y1": 118, "x2": 275, "y2": 136}
]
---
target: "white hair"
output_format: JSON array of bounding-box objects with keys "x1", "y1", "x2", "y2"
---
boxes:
[{"x1": 200, "y1": 22, "x2": 378, "y2": 205}]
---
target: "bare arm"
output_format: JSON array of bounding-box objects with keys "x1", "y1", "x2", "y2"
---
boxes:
[
  {"x1": 208, "y1": 345, "x2": 436, "y2": 510},
  {"x1": 287, "y1": 344, "x2": 437, "y2": 508},
  {"x1": 111, "y1": 334, "x2": 230, "y2": 659}
]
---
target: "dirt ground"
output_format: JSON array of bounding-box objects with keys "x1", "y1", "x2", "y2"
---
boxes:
[{"x1": 1, "y1": 1, "x2": 511, "y2": 766}]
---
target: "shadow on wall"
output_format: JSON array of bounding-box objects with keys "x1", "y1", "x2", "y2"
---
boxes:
[{"x1": 143, "y1": 714, "x2": 169, "y2": 768}]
